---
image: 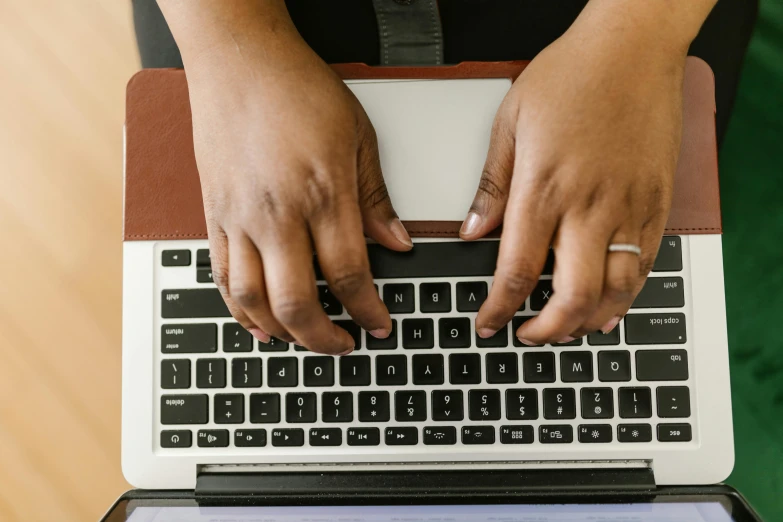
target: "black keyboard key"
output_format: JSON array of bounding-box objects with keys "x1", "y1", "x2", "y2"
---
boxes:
[
  {"x1": 376, "y1": 355, "x2": 408, "y2": 386},
  {"x1": 395, "y1": 391, "x2": 427, "y2": 422},
  {"x1": 363, "y1": 241, "x2": 498, "y2": 278},
  {"x1": 423, "y1": 426, "x2": 457, "y2": 445},
  {"x1": 348, "y1": 427, "x2": 380, "y2": 446},
  {"x1": 310, "y1": 428, "x2": 342, "y2": 446},
  {"x1": 161, "y1": 323, "x2": 217, "y2": 353},
  {"x1": 196, "y1": 359, "x2": 226, "y2": 388},
  {"x1": 249, "y1": 393, "x2": 280, "y2": 423},
  {"x1": 486, "y1": 353, "x2": 518, "y2": 384},
  {"x1": 597, "y1": 351, "x2": 631, "y2": 382},
  {"x1": 530, "y1": 280, "x2": 553, "y2": 311},
  {"x1": 543, "y1": 388, "x2": 576, "y2": 420},
  {"x1": 161, "y1": 430, "x2": 192, "y2": 448},
  {"x1": 196, "y1": 248, "x2": 211, "y2": 266},
  {"x1": 653, "y1": 236, "x2": 682, "y2": 272},
  {"x1": 162, "y1": 289, "x2": 230, "y2": 319},
  {"x1": 197, "y1": 429, "x2": 229, "y2": 447},
  {"x1": 468, "y1": 390, "x2": 501, "y2": 421},
  {"x1": 196, "y1": 268, "x2": 214, "y2": 283},
  {"x1": 162, "y1": 250, "x2": 191, "y2": 266},
  {"x1": 317, "y1": 285, "x2": 342, "y2": 315},
  {"x1": 402, "y1": 318, "x2": 434, "y2": 349},
  {"x1": 420, "y1": 282, "x2": 451, "y2": 313},
  {"x1": 358, "y1": 391, "x2": 390, "y2": 422},
  {"x1": 512, "y1": 316, "x2": 544, "y2": 347},
  {"x1": 462, "y1": 426, "x2": 495, "y2": 445},
  {"x1": 161, "y1": 359, "x2": 190, "y2": 389},
  {"x1": 340, "y1": 356, "x2": 371, "y2": 386},
  {"x1": 554, "y1": 337, "x2": 583, "y2": 346},
  {"x1": 523, "y1": 352, "x2": 555, "y2": 383},
  {"x1": 581, "y1": 388, "x2": 614, "y2": 419},
  {"x1": 383, "y1": 283, "x2": 415, "y2": 314},
  {"x1": 657, "y1": 423, "x2": 692, "y2": 442},
  {"x1": 657, "y1": 386, "x2": 691, "y2": 418},
  {"x1": 476, "y1": 325, "x2": 508, "y2": 348},
  {"x1": 431, "y1": 390, "x2": 464, "y2": 421},
  {"x1": 540, "y1": 425, "x2": 573, "y2": 443},
  {"x1": 286, "y1": 393, "x2": 317, "y2": 423},
  {"x1": 366, "y1": 320, "x2": 398, "y2": 350},
  {"x1": 412, "y1": 354, "x2": 444, "y2": 385},
  {"x1": 322, "y1": 392, "x2": 353, "y2": 423},
  {"x1": 267, "y1": 357, "x2": 298, "y2": 387},
  {"x1": 578, "y1": 424, "x2": 613, "y2": 443},
  {"x1": 618, "y1": 424, "x2": 653, "y2": 442},
  {"x1": 334, "y1": 320, "x2": 361, "y2": 349},
  {"x1": 271, "y1": 428, "x2": 304, "y2": 447},
  {"x1": 636, "y1": 350, "x2": 689, "y2": 381},
  {"x1": 439, "y1": 317, "x2": 471, "y2": 348},
  {"x1": 162, "y1": 395, "x2": 208, "y2": 425},
  {"x1": 223, "y1": 323, "x2": 252, "y2": 352},
  {"x1": 500, "y1": 425, "x2": 534, "y2": 444},
  {"x1": 560, "y1": 352, "x2": 593, "y2": 382},
  {"x1": 303, "y1": 357, "x2": 335, "y2": 387},
  {"x1": 232, "y1": 358, "x2": 262, "y2": 388},
  {"x1": 633, "y1": 277, "x2": 685, "y2": 308},
  {"x1": 619, "y1": 387, "x2": 653, "y2": 418},
  {"x1": 449, "y1": 353, "x2": 481, "y2": 384},
  {"x1": 456, "y1": 282, "x2": 487, "y2": 312},
  {"x1": 625, "y1": 313, "x2": 687, "y2": 345},
  {"x1": 214, "y1": 394, "x2": 244, "y2": 424},
  {"x1": 587, "y1": 329, "x2": 621, "y2": 346},
  {"x1": 386, "y1": 427, "x2": 418, "y2": 445},
  {"x1": 506, "y1": 389, "x2": 538, "y2": 420},
  {"x1": 258, "y1": 337, "x2": 289, "y2": 352},
  {"x1": 235, "y1": 429, "x2": 266, "y2": 447}
]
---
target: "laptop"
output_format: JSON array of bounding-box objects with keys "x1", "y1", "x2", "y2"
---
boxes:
[{"x1": 105, "y1": 59, "x2": 763, "y2": 521}]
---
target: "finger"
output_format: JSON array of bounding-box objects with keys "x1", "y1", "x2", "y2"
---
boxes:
[
  {"x1": 207, "y1": 225, "x2": 268, "y2": 340},
  {"x1": 356, "y1": 119, "x2": 413, "y2": 252},
  {"x1": 516, "y1": 215, "x2": 609, "y2": 345},
  {"x1": 572, "y1": 225, "x2": 642, "y2": 337},
  {"x1": 227, "y1": 232, "x2": 291, "y2": 343},
  {"x1": 311, "y1": 189, "x2": 393, "y2": 338},
  {"x1": 474, "y1": 184, "x2": 557, "y2": 337},
  {"x1": 460, "y1": 104, "x2": 517, "y2": 240},
  {"x1": 259, "y1": 211, "x2": 356, "y2": 355}
]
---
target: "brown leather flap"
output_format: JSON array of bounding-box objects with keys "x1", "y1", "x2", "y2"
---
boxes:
[{"x1": 124, "y1": 59, "x2": 720, "y2": 240}]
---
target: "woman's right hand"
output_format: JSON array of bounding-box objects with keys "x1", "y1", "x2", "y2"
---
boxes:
[{"x1": 166, "y1": 2, "x2": 413, "y2": 355}]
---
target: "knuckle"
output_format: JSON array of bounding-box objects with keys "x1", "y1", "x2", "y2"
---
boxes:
[
  {"x1": 558, "y1": 288, "x2": 598, "y2": 314},
  {"x1": 271, "y1": 296, "x2": 313, "y2": 325},
  {"x1": 231, "y1": 284, "x2": 262, "y2": 308},
  {"x1": 605, "y1": 272, "x2": 638, "y2": 300},
  {"x1": 211, "y1": 268, "x2": 229, "y2": 290},
  {"x1": 304, "y1": 175, "x2": 338, "y2": 219},
  {"x1": 329, "y1": 267, "x2": 370, "y2": 297},
  {"x1": 477, "y1": 172, "x2": 508, "y2": 201},
  {"x1": 639, "y1": 256, "x2": 656, "y2": 276},
  {"x1": 497, "y1": 267, "x2": 538, "y2": 297}
]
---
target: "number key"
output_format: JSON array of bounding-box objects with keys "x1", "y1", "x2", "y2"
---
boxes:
[
  {"x1": 395, "y1": 391, "x2": 427, "y2": 422},
  {"x1": 286, "y1": 393, "x2": 317, "y2": 423},
  {"x1": 322, "y1": 392, "x2": 353, "y2": 423},
  {"x1": 358, "y1": 391, "x2": 390, "y2": 422},
  {"x1": 505, "y1": 389, "x2": 538, "y2": 420},
  {"x1": 468, "y1": 390, "x2": 501, "y2": 421},
  {"x1": 431, "y1": 390, "x2": 464, "y2": 421}
]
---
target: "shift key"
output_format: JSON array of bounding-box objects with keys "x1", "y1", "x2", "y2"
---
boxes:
[
  {"x1": 162, "y1": 289, "x2": 231, "y2": 319},
  {"x1": 625, "y1": 313, "x2": 686, "y2": 345},
  {"x1": 161, "y1": 395, "x2": 209, "y2": 424}
]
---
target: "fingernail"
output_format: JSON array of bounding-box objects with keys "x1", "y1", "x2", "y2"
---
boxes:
[
  {"x1": 248, "y1": 328, "x2": 271, "y2": 343},
  {"x1": 389, "y1": 218, "x2": 413, "y2": 248},
  {"x1": 601, "y1": 315, "x2": 622, "y2": 334},
  {"x1": 460, "y1": 212, "x2": 482, "y2": 237},
  {"x1": 517, "y1": 337, "x2": 536, "y2": 346},
  {"x1": 369, "y1": 328, "x2": 390, "y2": 339},
  {"x1": 477, "y1": 328, "x2": 497, "y2": 339},
  {"x1": 337, "y1": 348, "x2": 354, "y2": 356},
  {"x1": 559, "y1": 336, "x2": 576, "y2": 344}
]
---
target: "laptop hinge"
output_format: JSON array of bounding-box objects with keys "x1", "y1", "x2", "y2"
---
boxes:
[{"x1": 195, "y1": 461, "x2": 655, "y2": 498}]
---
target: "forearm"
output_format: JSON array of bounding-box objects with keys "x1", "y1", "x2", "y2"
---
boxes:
[{"x1": 576, "y1": 0, "x2": 719, "y2": 57}]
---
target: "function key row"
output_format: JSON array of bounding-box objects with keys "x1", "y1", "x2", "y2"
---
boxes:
[
  {"x1": 161, "y1": 422, "x2": 692, "y2": 449},
  {"x1": 160, "y1": 386, "x2": 691, "y2": 425},
  {"x1": 162, "y1": 237, "x2": 682, "y2": 274},
  {"x1": 161, "y1": 350, "x2": 689, "y2": 390}
]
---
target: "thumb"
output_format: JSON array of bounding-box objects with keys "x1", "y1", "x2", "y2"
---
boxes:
[
  {"x1": 460, "y1": 113, "x2": 516, "y2": 240},
  {"x1": 356, "y1": 122, "x2": 413, "y2": 252}
]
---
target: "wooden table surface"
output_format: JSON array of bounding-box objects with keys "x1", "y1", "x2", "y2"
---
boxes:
[{"x1": 0, "y1": 1, "x2": 137, "y2": 519}]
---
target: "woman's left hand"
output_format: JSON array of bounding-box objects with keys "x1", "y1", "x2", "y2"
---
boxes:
[{"x1": 460, "y1": 7, "x2": 691, "y2": 344}]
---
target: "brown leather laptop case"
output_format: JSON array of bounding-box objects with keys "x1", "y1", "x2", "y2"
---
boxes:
[{"x1": 124, "y1": 59, "x2": 721, "y2": 241}]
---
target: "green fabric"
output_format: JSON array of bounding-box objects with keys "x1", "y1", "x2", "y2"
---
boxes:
[{"x1": 720, "y1": 0, "x2": 783, "y2": 519}]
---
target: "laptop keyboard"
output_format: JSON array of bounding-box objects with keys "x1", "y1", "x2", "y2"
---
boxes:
[{"x1": 156, "y1": 238, "x2": 694, "y2": 451}]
